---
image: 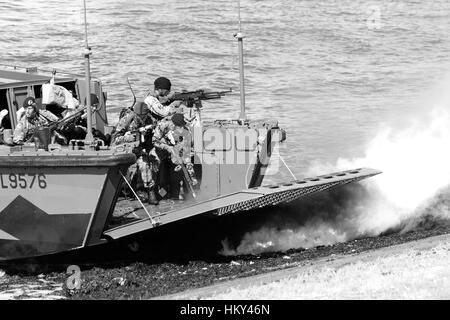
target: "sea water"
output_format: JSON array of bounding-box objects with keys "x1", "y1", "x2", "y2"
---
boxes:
[{"x1": 1, "y1": 0, "x2": 449, "y2": 175}]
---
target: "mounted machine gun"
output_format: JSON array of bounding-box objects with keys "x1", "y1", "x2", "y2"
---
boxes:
[
  {"x1": 46, "y1": 106, "x2": 87, "y2": 133},
  {"x1": 31, "y1": 106, "x2": 88, "y2": 149},
  {"x1": 168, "y1": 89, "x2": 232, "y2": 109},
  {"x1": 167, "y1": 88, "x2": 232, "y2": 125}
]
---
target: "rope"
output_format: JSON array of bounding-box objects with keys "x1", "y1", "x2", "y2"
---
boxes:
[
  {"x1": 279, "y1": 154, "x2": 297, "y2": 181},
  {"x1": 119, "y1": 171, "x2": 156, "y2": 227},
  {"x1": 126, "y1": 77, "x2": 137, "y2": 109}
]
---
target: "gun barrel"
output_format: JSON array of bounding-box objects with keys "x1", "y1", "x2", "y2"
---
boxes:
[
  {"x1": 47, "y1": 107, "x2": 87, "y2": 131},
  {"x1": 171, "y1": 89, "x2": 231, "y2": 101}
]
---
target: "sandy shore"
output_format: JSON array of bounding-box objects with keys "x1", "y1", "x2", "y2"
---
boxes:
[{"x1": 158, "y1": 233, "x2": 450, "y2": 300}]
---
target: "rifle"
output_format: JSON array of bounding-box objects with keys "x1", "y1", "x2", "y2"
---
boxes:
[
  {"x1": 169, "y1": 88, "x2": 232, "y2": 109},
  {"x1": 173, "y1": 150, "x2": 197, "y2": 199},
  {"x1": 167, "y1": 131, "x2": 197, "y2": 198}
]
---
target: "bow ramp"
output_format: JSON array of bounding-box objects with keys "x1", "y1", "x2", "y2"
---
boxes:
[{"x1": 104, "y1": 167, "x2": 381, "y2": 241}]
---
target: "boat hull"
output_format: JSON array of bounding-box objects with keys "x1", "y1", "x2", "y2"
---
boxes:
[{"x1": 0, "y1": 152, "x2": 135, "y2": 260}]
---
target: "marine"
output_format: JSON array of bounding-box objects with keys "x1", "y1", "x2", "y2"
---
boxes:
[
  {"x1": 143, "y1": 76, "x2": 183, "y2": 119},
  {"x1": 111, "y1": 101, "x2": 160, "y2": 204},
  {"x1": 12, "y1": 97, "x2": 59, "y2": 144},
  {"x1": 152, "y1": 113, "x2": 196, "y2": 200},
  {"x1": 113, "y1": 76, "x2": 188, "y2": 203}
]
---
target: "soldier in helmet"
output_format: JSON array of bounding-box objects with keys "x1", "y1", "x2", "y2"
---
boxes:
[
  {"x1": 114, "y1": 76, "x2": 186, "y2": 202},
  {"x1": 112, "y1": 101, "x2": 160, "y2": 205},
  {"x1": 143, "y1": 77, "x2": 183, "y2": 120}
]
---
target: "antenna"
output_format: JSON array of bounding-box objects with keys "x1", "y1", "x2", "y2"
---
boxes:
[
  {"x1": 83, "y1": 0, "x2": 94, "y2": 144},
  {"x1": 238, "y1": 0, "x2": 242, "y2": 33},
  {"x1": 235, "y1": 0, "x2": 247, "y2": 121},
  {"x1": 126, "y1": 77, "x2": 137, "y2": 109}
]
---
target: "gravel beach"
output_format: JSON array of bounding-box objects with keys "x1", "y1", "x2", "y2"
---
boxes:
[{"x1": 1, "y1": 218, "x2": 449, "y2": 300}]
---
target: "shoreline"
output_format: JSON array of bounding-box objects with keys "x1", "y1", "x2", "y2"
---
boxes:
[
  {"x1": 157, "y1": 232, "x2": 450, "y2": 300},
  {"x1": 1, "y1": 225, "x2": 450, "y2": 300}
]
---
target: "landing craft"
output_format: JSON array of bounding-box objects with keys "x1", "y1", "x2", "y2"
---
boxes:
[{"x1": 0, "y1": 2, "x2": 381, "y2": 261}]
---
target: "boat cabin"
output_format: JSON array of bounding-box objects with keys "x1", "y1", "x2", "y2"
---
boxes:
[{"x1": 0, "y1": 66, "x2": 108, "y2": 133}]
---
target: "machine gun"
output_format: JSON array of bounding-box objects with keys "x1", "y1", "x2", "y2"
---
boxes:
[
  {"x1": 169, "y1": 89, "x2": 232, "y2": 109},
  {"x1": 46, "y1": 106, "x2": 87, "y2": 132},
  {"x1": 36, "y1": 107, "x2": 87, "y2": 146}
]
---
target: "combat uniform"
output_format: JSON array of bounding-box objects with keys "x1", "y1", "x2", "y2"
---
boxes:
[
  {"x1": 152, "y1": 114, "x2": 196, "y2": 199},
  {"x1": 144, "y1": 95, "x2": 173, "y2": 119},
  {"x1": 112, "y1": 103, "x2": 160, "y2": 204},
  {"x1": 13, "y1": 109, "x2": 59, "y2": 144},
  {"x1": 125, "y1": 76, "x2": 185, "y2": 201}
]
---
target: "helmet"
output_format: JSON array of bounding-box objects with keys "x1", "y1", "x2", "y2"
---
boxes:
[
  {"x1": 171, "y1": 113, "x2": 186, "y2": 127},
  {"x1": 154, "y1": 77, "x2": 171, "y2": 91},
  {"x1": 134, "y1": 101, "x2": 149, "y2": 116}
]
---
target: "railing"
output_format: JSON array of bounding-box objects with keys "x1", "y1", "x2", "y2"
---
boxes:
[{"x1": 0, "y1": 63, "x2": 101, "y2": 82}]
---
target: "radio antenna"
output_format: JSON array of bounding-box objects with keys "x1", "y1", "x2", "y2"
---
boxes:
[
  {"x1": 235, "y1": 0, "x2": 247, "y2": 121},
  {"x1": 238, "y1": 0, "x2": 242, "y2": 33},
  {"x1": 127, "y1": 77, "x2": 137, "y2": 109},
  {"x1": 83, "y1": 0, "x2": 94, "y2": 144}
]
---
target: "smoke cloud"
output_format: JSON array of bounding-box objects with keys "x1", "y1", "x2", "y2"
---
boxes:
[{"x1": 221, "y1": 79, "x2": 450, "y2": 256}]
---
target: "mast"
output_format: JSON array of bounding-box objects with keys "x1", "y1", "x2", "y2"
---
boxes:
[
  {"x1": 235, "y1": 0, "x2": 247, "y2": 121},
  {"x1": 83, "y1": 0, "x2": 94, "y2": 144}
]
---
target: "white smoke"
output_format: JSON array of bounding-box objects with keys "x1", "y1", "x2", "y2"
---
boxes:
[
  {"x1": 221, "y1": 79, "x2": 450, "y2": 256},
  {"x1": 334, "y1": 106, "x2": 450, "y2": 233}
]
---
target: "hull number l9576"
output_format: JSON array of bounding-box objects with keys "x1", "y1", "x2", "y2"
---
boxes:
[{"x1": 1, "y1": 174, "x2": 47, "y2": 189}]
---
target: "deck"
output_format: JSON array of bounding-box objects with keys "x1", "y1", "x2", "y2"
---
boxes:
[{"x1": 104, "y1": 167, "x2": 382, "y2": 240}]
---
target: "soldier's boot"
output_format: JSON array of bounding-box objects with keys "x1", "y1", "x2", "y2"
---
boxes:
[{"x1": 148, "y1": 187, "x2": 159, "y2": 205}]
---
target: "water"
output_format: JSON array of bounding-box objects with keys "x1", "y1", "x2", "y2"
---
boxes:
[{"x1": 1, "y1": 0, "x2": 450, "y2": 175}]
